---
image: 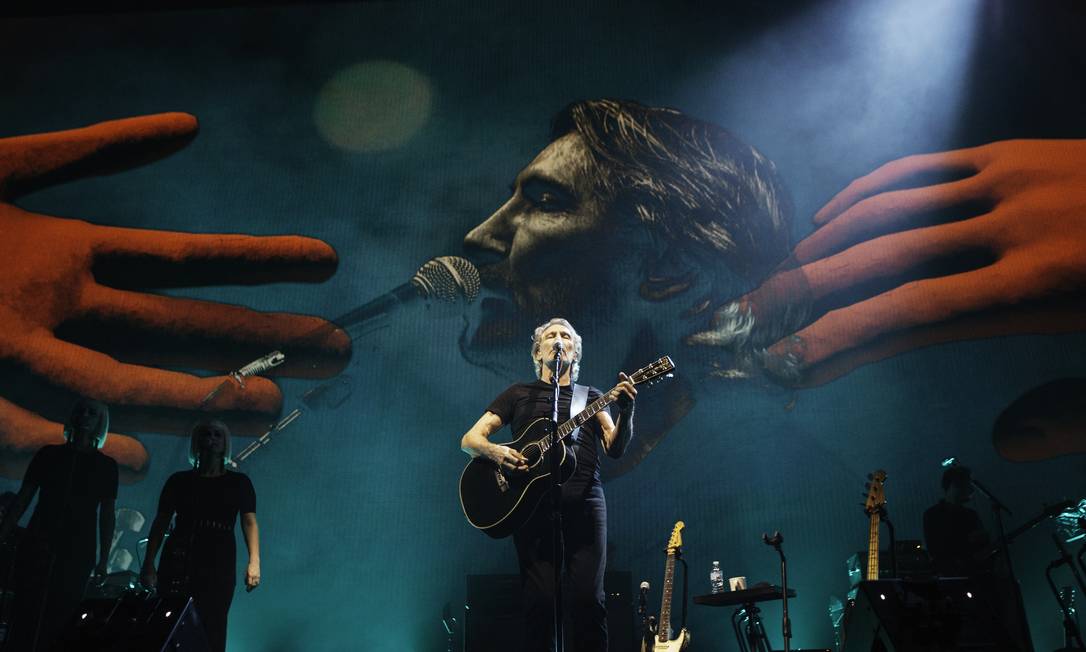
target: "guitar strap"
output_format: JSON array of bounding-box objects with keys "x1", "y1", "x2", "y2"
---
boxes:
[{"x1": 568, "y1": 383, "x2": 588, "y2": 444}]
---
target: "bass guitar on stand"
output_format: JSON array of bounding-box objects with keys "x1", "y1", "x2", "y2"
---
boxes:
[{"x1": 864, "y1": 470, "x2": 888, "y2": 581}]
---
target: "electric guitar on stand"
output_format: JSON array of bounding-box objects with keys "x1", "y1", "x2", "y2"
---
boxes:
[
  {"x1": 643, "y1": 521, "x2": 691, "y2": 652},
  {"x1": 459, "y1": 356, "x2": 675, "y2": 539},
  {"x1": 863, "y1": 470, "x2": 888, "y2": 580}
]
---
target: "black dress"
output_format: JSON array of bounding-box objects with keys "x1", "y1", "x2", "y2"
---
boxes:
[
  {"x1": 11, "y1": 444, "x2": 117, "y2": 652},
  {"x1": 486, "y1": 380, "x2": 609, "y2": 652},
  {"x1": 155, "y1": 470, "x2": 256, "y2": 652}
]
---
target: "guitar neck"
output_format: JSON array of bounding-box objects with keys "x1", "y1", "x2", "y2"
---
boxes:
[
  {"x1": 658, "y1": 552, "x2": 676, "y2": 642},
  {"x1": 867, "y1": 512, "x2": 880, "y2": 581},
  {"x1": 543, "y1": 389, "x2": 617, "y2": 449}
]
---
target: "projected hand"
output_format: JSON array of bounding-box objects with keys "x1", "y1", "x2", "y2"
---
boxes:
[
  {"x1": 0, "y1": 114, "x2": 351, "y2": 479},
  {"x1": 689, "y1": 139, "x2": 1086, "y2": 386}
]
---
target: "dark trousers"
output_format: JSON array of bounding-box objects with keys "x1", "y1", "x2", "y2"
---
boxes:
[
  {"x1": 8, "y1": 541, "x2": 91, "y2": 652},
  {"x1": 189, "y1": 574, "x2": 233, "y2": 652},
  {"x1": 160, "y1": 540, "x2": 235, "y2": 652},
  {"x1": 513, "y1": 486, "x2": 607, "y2": 652}
]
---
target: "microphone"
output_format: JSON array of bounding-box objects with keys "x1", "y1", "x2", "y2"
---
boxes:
[
  {"x1": 763, "y1": 531, "x2": 783, "y2": 547},
  {"x1": 200, "y1": 257, "x2": 478, "y2": 408},
  {"x1": 553, "y1": 339, "x2": 565, "y2": 352},
  {"x1": 335, "y1": 256, "x2": 481, "y2": 336}
]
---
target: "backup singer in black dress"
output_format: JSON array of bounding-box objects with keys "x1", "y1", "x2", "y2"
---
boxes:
[
  {"x1": 140, "y1": 420, "x2": 260, "y2": 652},
  {"x1": 460, "y1": 318, "x2": 636, "y2": 652},
  {"x1": 0, "y1": 398, "x2": 117, "y2": 652}
]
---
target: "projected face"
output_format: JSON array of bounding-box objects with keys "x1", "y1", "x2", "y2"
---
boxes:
[{"x1": 461, "y1": 133, "x2": 647, "y2": 373}]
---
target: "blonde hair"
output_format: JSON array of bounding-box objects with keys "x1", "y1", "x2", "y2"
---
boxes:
[
  {"x1": 62, "y1": 398, "x2": 109, "y2": 449},
  {"x1": 531, "y1": 318, "x2": 582, "y2": 381},
  {"x1": 188, "y1": 419, "x2": 233, "y2": 468}
]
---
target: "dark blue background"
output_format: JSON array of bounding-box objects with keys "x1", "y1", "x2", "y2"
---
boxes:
[{"x1": 3, "y1": 1, "x2": 1084, "y2": 649}]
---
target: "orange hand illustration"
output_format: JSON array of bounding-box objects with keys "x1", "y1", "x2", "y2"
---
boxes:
[
  {"x1": 0, "y1": 114, "x2": 350, "y2": 480},
  {"x1": 690, "y1": 139, "x2": 1086, "y2": 386}
]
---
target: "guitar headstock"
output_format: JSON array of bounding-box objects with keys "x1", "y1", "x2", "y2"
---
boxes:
[
  {"x1": 630, "y1": 356, "x2": 675, "y2": 387},
  {"x1": 666, "y1": 520, "x2": 685, "y2": 554},
  {"x1": 864, "y1": 470, "x2": 887, "y2": 515}
]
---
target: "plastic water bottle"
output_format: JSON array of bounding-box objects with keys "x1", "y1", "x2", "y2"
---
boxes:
[{"x1": 710, "y1": 561, "x2": 725, "y2": 593}]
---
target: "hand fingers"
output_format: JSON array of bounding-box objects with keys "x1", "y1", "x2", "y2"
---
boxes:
[
  {"x1": 0, "y1": 396, "x2": 148, "y2": 481},
  {"x1": 772, "y1": 292, "x2": 1086, "y2": 388},
  {"x1": 760, "y1": 256, "x2": 1042, "y2": 386},
  {"x1": 792, "y1": 177, "x2": 991, "y2": 267},
  {"x1": 500, "y1": 448, "x2": 528, "y2": 470},
  {"x1": 689, "y1": 218, "x2": 992, "y2": 351},
  {"x1": 92, "y1": 228, "x2": 339, "y2": 288},
  {"x1": 10, "y1": 332, "x2": 282, "y2": 428},
  {"x1": 73, "y1": 285, "x2": 350, "y2": 378},
  {"x1": 814, "y1": 147, "x2": 982, "y2": 227},
  {"x1": 0, "y1": 113, "x2": 198, "y2": 200}
]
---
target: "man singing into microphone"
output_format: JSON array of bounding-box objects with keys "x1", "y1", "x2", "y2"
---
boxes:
[{"x1": 460, "y1": 318, "x2": 636, "y2": 651}]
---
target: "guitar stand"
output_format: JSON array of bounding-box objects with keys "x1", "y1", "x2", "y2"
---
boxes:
[{"x1": 732, "y1": 603, "x2": 772, "y2": 652}]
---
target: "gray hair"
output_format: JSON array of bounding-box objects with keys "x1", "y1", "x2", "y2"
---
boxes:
[{"x1": 531, "y1": 318, "x2": 582, "y2": 381}]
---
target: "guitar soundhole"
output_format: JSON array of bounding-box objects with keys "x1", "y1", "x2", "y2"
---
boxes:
[{"x1": 521, "y1": 443, "x2": 543, "y2": 468}]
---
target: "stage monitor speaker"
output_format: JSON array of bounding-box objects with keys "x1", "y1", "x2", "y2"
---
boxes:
[
  {"x1": 55, "y1": 591, "x2": 210, "y2": 651},
  {"x1": 465, "y1": 572, "x2": 633, "y2": 652},
  {"x1": 841, "y1": 578, "x2": 1025, "y2": 652}
]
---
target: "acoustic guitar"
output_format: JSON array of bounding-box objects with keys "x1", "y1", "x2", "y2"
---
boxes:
[{"x1": 459, "y1": 356, "x2": 674, "y2": 539}]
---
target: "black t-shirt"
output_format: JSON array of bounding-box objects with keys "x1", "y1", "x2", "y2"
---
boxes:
[
  {"x1": 157, "y1": 470, "x2": 256, "y2": 570},
  {"x1": 923, "y1": 500, "x2": 991, "y2": 576},
  {"x1": 487, "y1": 380, "x2": 605, "y2": 501},
  {"x1": 24, "y1": 444, "x2": 118, "y2": 555}
]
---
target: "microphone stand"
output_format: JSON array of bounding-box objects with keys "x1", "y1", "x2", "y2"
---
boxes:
[
  {"x1": 881, "y1": 508, "x2": 898, "y2": 579},
  {"x1": 1047, "y1": 534, "x2": 1086, "y2": 649},
  {"x1": 638, "y1": 582, "x2": 654, "y2": 650},
  {"x1": 1055, "y1": 534, "x2": 1086, "y2": 619},
  {"x1": 549, "y1": 345, "x2": 564, "y2": 652},
  {"x1": 763, "y1": 532, "x2": 790, "y2": 652},
  {"x1": 973, "y1": 476, "x2": 1034, "y2": 651},
  {"x1": 971, "y1": 478, "x2": 1015, "y2": 579}
]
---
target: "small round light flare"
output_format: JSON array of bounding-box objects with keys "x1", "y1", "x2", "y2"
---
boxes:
[
  {"x1": 81, "y1": 612, "x2": 89, "y2": 620},
  {"x1": 314, "y1": 60, "x2": 433, "y2": 152},
  {"x1": 879, "y1": 594, "x2": 886, "y2": 600},
  {"x1": 164, "y1": 610, "x2": 172, "y2": 618},
  {"x1": 966, "y1": 591, "x2": 973, "y2": 599}
]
